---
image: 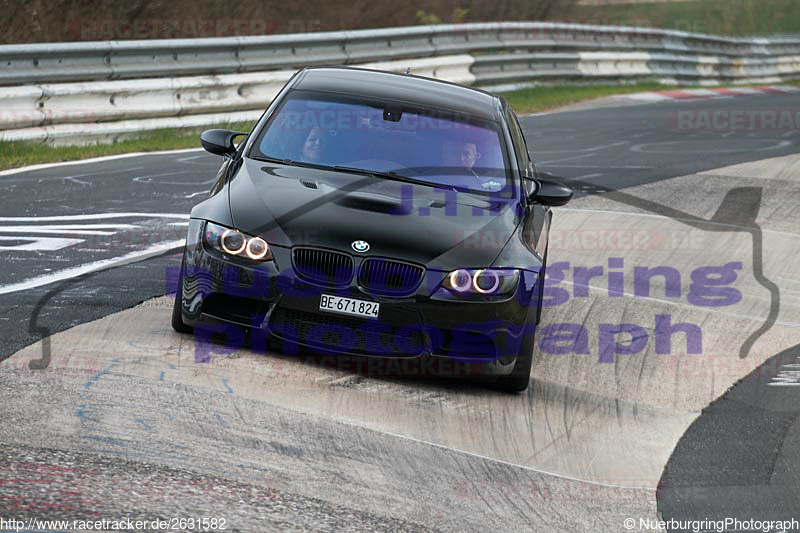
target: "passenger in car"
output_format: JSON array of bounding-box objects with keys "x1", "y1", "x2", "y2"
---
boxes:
[{"x1": 302, "y1": 126, "x2": 324, "y2": 162}]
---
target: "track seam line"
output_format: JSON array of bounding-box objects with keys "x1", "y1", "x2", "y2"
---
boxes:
[{"x1": 360, "y1": 425, "x2": 657, "y2": 492}]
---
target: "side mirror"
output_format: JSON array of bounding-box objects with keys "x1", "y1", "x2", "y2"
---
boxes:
[
  {"x1": 200, "y1": 129, "x2": 247, "y2": 157},
  {"x1": 528, "y1": 178, "x2": 573, "y2": 207}
]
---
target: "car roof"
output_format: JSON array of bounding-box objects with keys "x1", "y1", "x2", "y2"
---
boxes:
[{"x1": 292, "y1": 67, "x2": 504, "y2": 122}]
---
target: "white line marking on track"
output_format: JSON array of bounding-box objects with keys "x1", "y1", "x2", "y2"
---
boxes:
[
  {"x1": 630, "y1": 140, "x2": 791, "y2": 153},
  {"x1": 0, "y1": 223, "x2": 139, "y2": 236},
  {"x1": 538, "y1": 152, "x2": 597, "y2": 165},
  {"x1": 535, "y1": 141, "x2": 629, "y2": 154},
  {"x1": 64, "y1": 176, "x2": 93, "y2": 186},
  {"x1": 0, "y1": 236, "x2": 84, "y2": 251},
  {"x1": 2, "y1": 166, "x2": 146, "y2": 184},
  {"x1": 0, "y1": 228, "x2": 117, "y2": 236},
  {"x1": 682, "y1": 89, "x2": 719, "y2": 97},
  {"x1": 769, "y1": 357, "x2": 800, "y2": 386},
  {"x1": 0, "y1": 239, "x2": 186, "y2": 295},
  {"x1": 624, "y1": 92, "x2": 672, "y2": 102},
  {"x1": 133, "y1": 170, "x2": 194, "y2": 183},
  {"x1": 723, "y1": 87, "x2": 761, "y2": 95},
  {"x1": 0, "y1": 224, "x2": 138, "y2": 231},
  {"x1": 0, "y1": 213, "x2": 187, "y2": 222},
  {"x1": 0, "y1": 148, "x2": 204, "y2": 177},
  {"x1": 177, "y1": 154, "x2": 213, "y2": 165}
]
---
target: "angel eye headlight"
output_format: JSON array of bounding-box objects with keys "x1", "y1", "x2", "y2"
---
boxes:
[
  {"x1": 204, "y1": 222, "x2": 272, "y2": 261},
  {"x1": 448, "y1": 269, "x2": 472, "y2": 292},
  {"x1": 246, "y1": 237, "x2": 269, "y2": 260},
  {"x1": 472, "y1": 269, "x2": 500, "y2": 294},
  {"x1": 221, "y1": 229, "x2": 246, "y2": 255},
  {"x1": 441, "y1": 268, "x2": 519, "y2": 297}
]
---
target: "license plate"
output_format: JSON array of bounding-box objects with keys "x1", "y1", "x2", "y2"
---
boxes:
[{"x1": 319, "y1": 294, "x2": 380, "y2": 319}]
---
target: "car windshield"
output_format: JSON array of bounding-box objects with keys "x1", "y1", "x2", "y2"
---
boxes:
[{"x1": 250, "y1": 92, "x2": 511, "y2": 195}]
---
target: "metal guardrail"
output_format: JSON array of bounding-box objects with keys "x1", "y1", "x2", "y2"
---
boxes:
[
  {"x1": 0, "y1": 55, "x2": 476, "y2": 141},
  {"x1": 2, "y1": 22, "x2": 799, "y2": 143},
  {"x1": 472, "y1": 51, "x2": 800, "y2": 88},
  {"x1": 4, "y1": 22, "x2": 800, "y2": 86}
]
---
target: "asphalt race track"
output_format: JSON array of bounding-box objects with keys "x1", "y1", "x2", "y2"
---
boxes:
[{"x1": 1, "y1": 91, "x2": 799, "y2": 531}]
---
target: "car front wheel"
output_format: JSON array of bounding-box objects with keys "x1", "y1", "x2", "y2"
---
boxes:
[
  {"x1": 493, "y1": 327, "x2": 535, "y2": 392},
  {"x1": 171, "y1": 254, "x2": 193, "y2": 334}
]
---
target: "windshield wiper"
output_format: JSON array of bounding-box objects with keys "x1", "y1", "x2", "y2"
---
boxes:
[
  {"x1": 251, "y1": 155, "x2": 303, "y2": 166},
  {"x1": 251, "y1": 157, "x2": 462, "y2": 193},
  {"x1": 332, "y1": 165, "x2": 460, "y2": 192},
  {"x1": 252, "y1": 157, "x2": 374, "y2": 177}
]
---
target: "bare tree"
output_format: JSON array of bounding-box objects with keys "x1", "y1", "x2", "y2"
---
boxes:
[{"x1": 0, "y1": 0, "x2": 579, "y2": 44}]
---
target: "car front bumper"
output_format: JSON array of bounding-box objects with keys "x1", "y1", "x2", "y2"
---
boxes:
[{"x1": 177, "y1": 219, "x2": 541, "y2": 377}]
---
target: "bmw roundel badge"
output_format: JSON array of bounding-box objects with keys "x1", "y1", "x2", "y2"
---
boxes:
[{"x1": 351, "y1": 240, "x2": 370, "y2": 253}]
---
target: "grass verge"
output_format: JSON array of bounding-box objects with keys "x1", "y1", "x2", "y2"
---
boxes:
[
  {"x1": 0, "y1": 122, "x2": 255, "y2": 172},
  {"x1": 500, "y1": 81, "x2": 668, "y2": 114}
]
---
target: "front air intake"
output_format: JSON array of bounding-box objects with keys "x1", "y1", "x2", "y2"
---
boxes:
[
  {"x1": 357, "y1": 258, "x2": 424, "y2": 296},
  {"x1": 292, "y1": 247, "x2": 354, "y2": 286}
]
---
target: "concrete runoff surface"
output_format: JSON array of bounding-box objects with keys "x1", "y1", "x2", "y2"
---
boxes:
[
  {"x1": 2, "y1": 93, "x2": 800, "y2": 531},
  {"x1": 4, "y1": 158, "x2": 799, "y2": 530},
  {"x1": 2, "y1": 294, "x2": 667, "y2": 531}
]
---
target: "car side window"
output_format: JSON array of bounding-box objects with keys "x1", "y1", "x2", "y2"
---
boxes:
[
  {"x1": 514, "y1": 113, "x2": 534, "y2": 176},
  {"x1": 235, "y1": 133, "x2": 249, "y2": 158},
  {"x1": 506, "y1": 109, "x2": 538, "y2": 198},
  {"x1": 507, "y1": 110, "x2": 530, "y2": 177}
]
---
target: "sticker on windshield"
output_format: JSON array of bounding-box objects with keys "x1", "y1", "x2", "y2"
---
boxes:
[{"x1": 481, "y1": 179, "x2": 504, "y2": 192}]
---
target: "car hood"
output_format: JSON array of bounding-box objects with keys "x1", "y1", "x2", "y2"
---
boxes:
[{"x1": 227, "y1": 159, "x2": 522, "y2": 269}]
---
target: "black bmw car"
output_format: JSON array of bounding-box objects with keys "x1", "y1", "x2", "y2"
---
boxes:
[{"x1": 172, "y1": 66, "x2": 572, "y2": 392}]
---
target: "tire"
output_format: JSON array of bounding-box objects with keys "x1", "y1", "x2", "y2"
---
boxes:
[
  {"x1": 495, "y1": 247, "x2": 547, "y2": 393},
  {"x1": 494, "y1": 327, "x2": 535, "y2": 393},
  {"x1": 171, "y1": 256, "x2": 193, "y2": 334},
  {"x1": 535, "y1": 244, "x2": 549, "y2": 325}
]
